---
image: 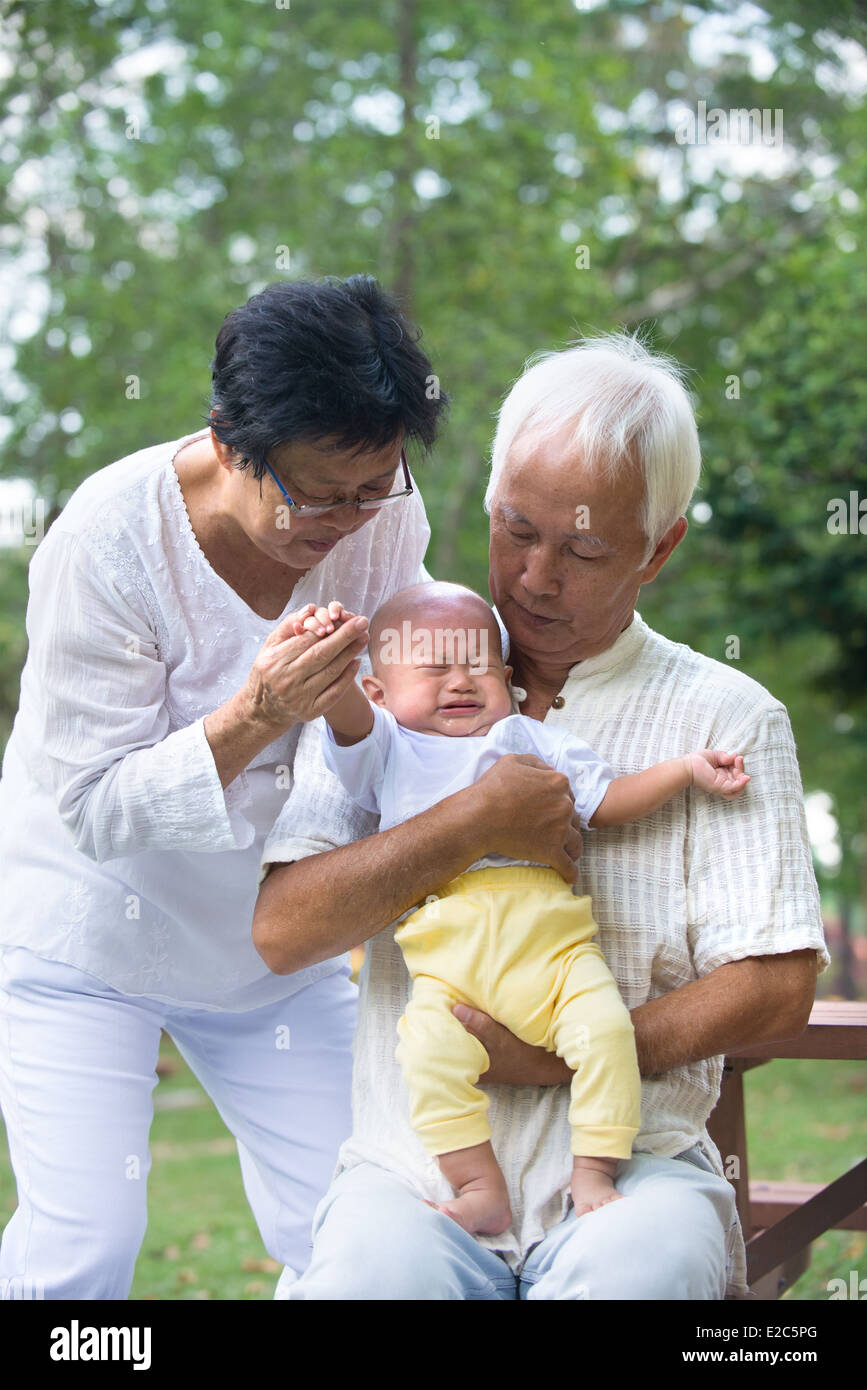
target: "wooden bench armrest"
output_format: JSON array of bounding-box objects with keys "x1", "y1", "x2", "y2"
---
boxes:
[{"x1": 725, "y1": 1001, "x2": 867, "y2": 1062}]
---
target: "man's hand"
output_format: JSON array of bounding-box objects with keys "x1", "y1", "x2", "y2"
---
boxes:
[
  {"x1": 452, "y1": 1004, "x2": 570, "y2": 1085},
  {"x1": 450, "y1": 950, "x2": 820, "y2": 1087},
  {"x1": 468, "y1": 754, "x2": 583, "y2": 884}
]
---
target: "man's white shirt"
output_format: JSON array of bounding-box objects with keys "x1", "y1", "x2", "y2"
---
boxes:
[{"x1": 261, "y1": 610, "x2": 830, "y2": 1296}]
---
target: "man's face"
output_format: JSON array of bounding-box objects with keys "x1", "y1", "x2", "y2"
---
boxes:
[{"x1": 488, "y1": 421, "x2": 668, "y2": 669}]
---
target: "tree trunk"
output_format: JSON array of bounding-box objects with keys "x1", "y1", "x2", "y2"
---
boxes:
[{"x1": 384, "y1": 0, "x2": 418, "y2": 314}]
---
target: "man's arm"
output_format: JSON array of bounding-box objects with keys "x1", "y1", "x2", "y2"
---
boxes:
[
  {"x1": 254, "y1": 751, "x2": 584, "y2": 975},
  {"x1": 463, "y1": 704, "x2": 826, "y2": 1083},
  {"x1": 256, "y1": 785, "x2": 486, "y2": 973},
  {"x1": 456, "y1": 948, "x2": 819, "y2": 1084},
  {"x1": 630, "y1": 947, "x2": 818, "y2": 1075}
]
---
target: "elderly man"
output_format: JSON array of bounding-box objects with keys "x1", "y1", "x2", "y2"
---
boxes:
[{"x1": 253, "y1": 332, "x2": 829, "y2": 1300}]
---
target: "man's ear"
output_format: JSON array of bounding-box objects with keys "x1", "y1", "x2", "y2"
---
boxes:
[
  {"x1": 361, "y1": 675, "x2": 387, "y2": 706},
  {"x1": 639, "y1": 515, "x2": 688, "y2": 586}
]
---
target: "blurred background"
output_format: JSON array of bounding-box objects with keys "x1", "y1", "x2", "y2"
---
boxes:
[{"x1": 0, "y1": 0, "x2": 864, "y2": 1299}]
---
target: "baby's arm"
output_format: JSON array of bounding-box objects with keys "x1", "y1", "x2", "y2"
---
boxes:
[
  {"x1": 291, "y1": 602, "x2": 374, "y2": 746},
  {"x1": 589, "y1": 752, "x2": 749, "y2": 828}
]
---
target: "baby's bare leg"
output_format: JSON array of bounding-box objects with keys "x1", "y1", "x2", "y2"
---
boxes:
[
  {"x1": 437, "y1": 1141, "x2": 512, "y2": 1236},
  {"x1": 571, "y1": 1155, "x2": 625, "y2": 1218}
]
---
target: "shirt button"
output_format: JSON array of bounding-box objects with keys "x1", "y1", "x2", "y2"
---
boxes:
[{"x1": 551, "y1": 695, "x2": 565, "y2": 709}]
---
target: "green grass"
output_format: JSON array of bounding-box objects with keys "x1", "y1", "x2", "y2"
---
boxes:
[
  {"x1": 1, "y1": 1037, "x2": 864, "y2": 1300},
  {"x1": 124, "y1": 1039, "x2": 280, "y2": 1301}
]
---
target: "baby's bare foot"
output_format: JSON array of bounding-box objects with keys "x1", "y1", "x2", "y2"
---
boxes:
[
  {"x1": 437, "y1": 1182, "x2": 512, "y2": 1236},
  {"x1": 436, "y1": 1141, "x2": 512, "y2": 1235},
  {"x1": 571, "y1": 1162, "x2": 624, "y2": 1219}
]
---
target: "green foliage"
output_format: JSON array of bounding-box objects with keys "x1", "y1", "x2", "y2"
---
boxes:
[{"x1": 1, "y1": 0, "x2": 865, "y2": 913}]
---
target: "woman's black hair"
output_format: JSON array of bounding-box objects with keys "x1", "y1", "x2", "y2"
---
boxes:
[{"x1": 209, "y1": 274, "x2": 448, "y2": 479}]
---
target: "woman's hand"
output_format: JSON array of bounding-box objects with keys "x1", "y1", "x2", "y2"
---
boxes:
[
  {"x1": 452, "y1": 1004, "x2": 571, "y2": 1085},
  {"x1": 465, "y1": 753, "x2": 583, "y2": 883},
  {"x1": 206, "y1": 602, "x2": 370, "y2": 789},
  {"x1": 240, "y1": 602, "x2": 369, "y2": 729}
]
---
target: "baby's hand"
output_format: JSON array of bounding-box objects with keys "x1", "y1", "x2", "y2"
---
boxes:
[
  {"x1": 688, "y1": 751, "x2": 750, "y2": 798},
  {"x1": 290, "y1": 601, "x2": 361, "y2": 638}
]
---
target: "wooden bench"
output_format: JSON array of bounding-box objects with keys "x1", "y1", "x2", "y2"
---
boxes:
[{"x1": 707, "y1": 1001, "x2": 867, "y2": 1299}]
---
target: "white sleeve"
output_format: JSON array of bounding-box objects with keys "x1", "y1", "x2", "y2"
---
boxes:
[
  {"x1": 318, "y1": 703, "x2": 393, "y2": 815},
  {"x1": 685, "y1": 708, "x2": 830, "y2": 975},
  {"x1": 553, "y1": 733, "x2": 617, "y2": 829},
  {"x1": 27, "y1": 528, "x2": 254, "y2": 863},
  {"x1": 261, "y1": 718, "x2": 381, "y2": 884}
]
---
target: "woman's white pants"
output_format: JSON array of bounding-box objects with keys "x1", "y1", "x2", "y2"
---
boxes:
[{"x1": 0, "y1": 946, "x2": 356, "y2": 1300}]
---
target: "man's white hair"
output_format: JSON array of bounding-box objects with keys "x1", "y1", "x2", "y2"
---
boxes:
[{"x1": 484, "y1": 330, "x2": 701, "y2": 564}]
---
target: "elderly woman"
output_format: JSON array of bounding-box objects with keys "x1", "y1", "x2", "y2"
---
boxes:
[{"x1": 0, "y1": 274, "x2": 455, "y2": 1298}]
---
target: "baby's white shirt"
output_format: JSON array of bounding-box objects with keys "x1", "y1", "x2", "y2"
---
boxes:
[{"x1": 319, "y1": 701, "x2": 615, "y2": 864}]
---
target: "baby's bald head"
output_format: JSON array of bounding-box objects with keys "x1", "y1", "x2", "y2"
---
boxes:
[
  {"x1": 367, "y1": 582, "x2": 504, "y2": 678},
  {"x1": 361, "y1": 582, "x2": 515, "y2": 737}
]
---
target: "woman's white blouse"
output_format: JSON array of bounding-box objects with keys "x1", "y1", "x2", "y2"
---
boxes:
[{"x1": 0, "y1": 429, "x2": 433, "y2": 1008}]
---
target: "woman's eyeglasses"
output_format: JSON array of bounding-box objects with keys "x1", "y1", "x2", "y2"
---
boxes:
[{"x1": 263, "y1": 450, "x2": 413, "y2": 518}]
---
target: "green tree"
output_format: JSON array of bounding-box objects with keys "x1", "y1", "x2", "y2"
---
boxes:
[{"x1": 1, "y1": 0, "x2": 865, "y2": 946}]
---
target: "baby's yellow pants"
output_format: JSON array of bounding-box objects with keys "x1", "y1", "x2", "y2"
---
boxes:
[{"x1": 394, "y1": 865, "x2": 641, "y2": 1160}]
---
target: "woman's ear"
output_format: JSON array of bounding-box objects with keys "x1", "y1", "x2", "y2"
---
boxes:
[{"x1": 209, "y1": 421, "x2": 239, "y2": 471}]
